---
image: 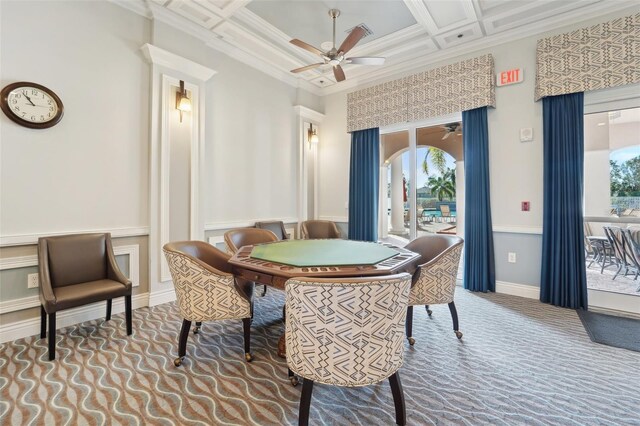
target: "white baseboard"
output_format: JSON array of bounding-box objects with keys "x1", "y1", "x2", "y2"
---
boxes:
[
  {"x1": 0, "y1": 293, "x2": 149, "y2": 344},
  {"x1": 495, "y1": 280, "x2": 540, "y2": 299},
  {"x1": 148, "y1": 288, "x2": 176, "y2": 307}
]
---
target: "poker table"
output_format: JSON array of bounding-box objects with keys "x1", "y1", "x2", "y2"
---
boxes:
[
  {"x1": 228, "y1": 239, "x2": 420, "y2": 358},
  {"x1": 228, "y1": 239, "x2": 420, "y2": 290}
]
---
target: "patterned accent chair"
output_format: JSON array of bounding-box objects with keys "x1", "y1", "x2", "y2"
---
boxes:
[
  {"x1": 163, "y1": 241, "x2": 254, "y2": 366},
  {"x1": 404, "y1": 235, "x2": 464, "y2": 344},
  {"x1": 224, "y1": 228, "x2": 278, "y2": 297},
  {"x1": 38, "y1": 233, "x2": 132, "y2": 361},
  {"x1": 286, "y1": 273, "x2": 412, "y2": 426},
  {"x1": 300, "y1": 220, "x2": 341, "y2": 239}
]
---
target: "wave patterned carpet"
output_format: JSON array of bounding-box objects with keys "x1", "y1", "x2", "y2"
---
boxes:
[{"x1": 1, "y1": 289, "x2": 639, "y2": 425}]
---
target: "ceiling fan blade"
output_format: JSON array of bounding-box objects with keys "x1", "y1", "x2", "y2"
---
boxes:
[
  {"x1": 290, "y1": 39, "x2": 324, "y2": 56},
  {"x1": 333, "y1": 65, "x2": 346, "y2": 82},
  {"x1": 442, "y1": 132, "x2": 452, "y2": 140},
  {"x1": 346, "y1": 57, "x2": 385, "y2": 65},
  {"x1": 338, "y1": 26, "x2": 365, "y2": 55},
  {"x1": 290, "y1": 63, "x2": 324, "y2": 73}
]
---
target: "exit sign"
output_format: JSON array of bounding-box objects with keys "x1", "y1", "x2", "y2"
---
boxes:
[{"x1": 497, "y1": 68, "x2": 523, "y2": 86}]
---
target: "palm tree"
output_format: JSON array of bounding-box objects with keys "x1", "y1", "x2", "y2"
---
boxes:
[
  {"x1": 427, "y1": 175, "x2": 455, "y2": 201},
  {"x1": 422, "y1": 147, "x2": 447, "y2": 176}
]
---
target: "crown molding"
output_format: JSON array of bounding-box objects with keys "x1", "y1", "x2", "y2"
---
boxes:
[
  {"x1": 108, "y1": 0, "x2": 151, "y2": 19},
  {"x1": 320, "y1": 3, "x2": 638, "y2": 95},
  {"x1": 141, "y1": 43, "x2": 217, "y2": 81},
  {"x1": 294, "y1": 106, "x2": 325, "y2": 123},
  {"x1": 147, "y1": 3, "x2": 322, "y2": 96}
]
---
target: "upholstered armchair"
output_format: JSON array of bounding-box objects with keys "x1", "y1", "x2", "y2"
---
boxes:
[
  {"x1": 255, "y1": 221, "x2": 290, "y2": 240},
  {"x1": 224, "y1": 228, "x2": 278, "y2": 254},
  {"x1": 300, "y1": 220, "x2": 341, "y2": 239},
  {"x1": 286, "y1": 273, "x2": 412, "y2": 426},
  {"x1": 163, "y1": 241, "x2": 254, "y2": 366},
  {"x1": 404, "y1": 235, "x2": 464, "y2": 344},
  {"x1": 38, "y1": 233, "x2": 132, "y2": 361},
  {"x1": 224, "y1": 228, "x2": 278, "y2": 297}
]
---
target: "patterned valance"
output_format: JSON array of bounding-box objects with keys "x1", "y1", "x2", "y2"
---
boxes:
[
  {"x1": 347, "y1": 54, "x2": 495, "y2": 133},
  {"x1": 535, "y1": 13, "x2": 640, "y2": 101}
]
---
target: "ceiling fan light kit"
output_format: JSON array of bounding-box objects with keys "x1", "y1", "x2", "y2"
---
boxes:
[{"x1": 289, "y1": 8, "x2": 385, "y2": 83}]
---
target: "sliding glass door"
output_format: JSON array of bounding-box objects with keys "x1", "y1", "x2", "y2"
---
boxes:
[{"x1": 380, "y1": 113, "x2": 463, "y2": 242}]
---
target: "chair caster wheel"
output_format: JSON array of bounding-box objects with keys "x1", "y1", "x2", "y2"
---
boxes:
[
  {"x1": 174, "y1": 357, "x2": 184, "y2": 367},
  {"x1": 408, "y1": 337, "x2": 415, "y2": 346},
  {"x1": 193, "y1": 326, "x2": 200, "y2": 334},
  {"x1": 426, "y1": 309, "x2": 433, "y2": 317},
  {"x1": 245, "y1": 353, "x2": 253, "y2": 362},
  {"x1": 455, "y1": 331, "x2": 463, "y2": 339},
  {"x1": 290, "y1": 376, "x2": 299, "y2": 387}
]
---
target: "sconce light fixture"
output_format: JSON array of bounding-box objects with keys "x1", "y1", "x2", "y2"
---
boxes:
[
  {"x1": 176, "y1": 80, "x2": 191, "y2": 123},
  {"x1": 307, "y1": 123, "x2": 319, "y2": 148}
]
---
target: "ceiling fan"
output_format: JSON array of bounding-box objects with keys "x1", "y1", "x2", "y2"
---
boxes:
[
  {"x1": 442, "y1": 122, "x2": 462, "y2": 140},
  {"x1": 289, "y1": 9, "x2": 385, "y2": 82}
]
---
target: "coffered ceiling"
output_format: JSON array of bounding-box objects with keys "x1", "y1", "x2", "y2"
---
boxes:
[{"x1": 120, "y1": 0, "x2": 636, "y2": 95}]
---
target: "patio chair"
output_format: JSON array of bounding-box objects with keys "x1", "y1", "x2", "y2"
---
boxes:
[
  {"x1": 439, "y1": 204, "x2": 452, "y2": 223},
  {"x1": 603, "y1": 226, "x2": 632, "y2": 280},
  {"x1": 620, "y1": 228, "x2": 640, "y2": 283}
]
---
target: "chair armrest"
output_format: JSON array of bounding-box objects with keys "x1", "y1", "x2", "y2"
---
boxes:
[
  {"x1": 105, "y1": 236, "x2": 131, "y2": 288},
  {"x1": 37, "y1": 239, "x2": 57, "y2": 311}
]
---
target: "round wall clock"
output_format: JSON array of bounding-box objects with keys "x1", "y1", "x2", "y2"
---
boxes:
[{"x1": 0, "y1": 82, "x2": 64, "y2": 129}]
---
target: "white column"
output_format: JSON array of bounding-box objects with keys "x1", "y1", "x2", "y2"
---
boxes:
[
  {"x1": 455, "y1": 161, "x2": 465, "y2": 238},
  {"x1": 390, "y1": 156, "x2": 405, "y2": 233}
]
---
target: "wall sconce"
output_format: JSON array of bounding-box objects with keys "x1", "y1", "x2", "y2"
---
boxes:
[
  {"x1": 176, "y1": 80, "x2": 191, "y2": 123},
  {"x1": 307, "y1": 123, "x2": 319, "y2": 148}
]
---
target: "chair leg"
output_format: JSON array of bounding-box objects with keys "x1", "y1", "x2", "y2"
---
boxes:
[
  {"x1": 106, "y1": 299, "x2": 112, "y2": 321},
  {"x1": 448, "y1": 302, "x2": 462, "y2": 339},
  {"x1": 193, "y1": 322, "x2": 202, "y2": 334},
  {"x1": 288, "y1": 368, "x2": 299, "y2": 386},
  {"x1": 406, "y1": 306, "x2": 415, "y2": 346},
  {"x1": 48, "y1": 312, "x2": 56, "y2": 361},
  {"x1": 262, "y1": 285, "x2": 268, "y2": 297},
  {"x1": 174, "y1": 319, "x2": 191, "y2": 366},
  {"x1": 243, "y1": 318, "x2": 253, "y2": 362},
  {"x1": 298, "y1": 379, "x2": 314, "y2": 426},
  {"x1": 389, "y1": 372, "x2": 406, "y2": 426},
  {"x1": 425, "y1": 304, "x2": 432, "y2": 317},
  {"x1": 40, "y1": 306, "x2": 47, "y2": 339},
  {"x1": 612, "y1": 264, "x2": 622, "y2": 280},
  {"x1": 125, "y1": 294, "x2": 132, "y2": 335}
]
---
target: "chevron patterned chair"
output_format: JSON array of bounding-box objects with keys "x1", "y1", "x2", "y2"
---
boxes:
[
  {"x1": 163, "y1": 241, "x2": 254, "y2": 366},
  {"x1": 286, "y1": 273, "x2": 412, "y2": 426},
  {"x1": 404, "y1": 235, "x2": 464, "y2": 344}
]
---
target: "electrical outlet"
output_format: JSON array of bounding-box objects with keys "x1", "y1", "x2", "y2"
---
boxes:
[
  {"x1": 27, "y1": 273, "x2": 40, "y2": 289},
  {"x1": 508, "y1": 252, "x2": 517, "y2": 263}
]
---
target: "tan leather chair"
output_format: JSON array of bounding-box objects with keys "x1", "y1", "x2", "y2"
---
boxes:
[
  {"x1": 255, "y1": 221, "x2": 290, "y2": 240},
  {"x1": 224, "y1": 228, "x2": 278, "y2": 298},
  {"x1": 163, "y1": 241, "x2": 254, "y2": 365},
  {"x1": 300, "y1": 220, "x2": 341, "y2": 239},
  {"x1": 38, "y1": 233, "x2": 132, "y2": 361},
  {"x1": 224, "y1": 228, "x2": 278, "y2": 253},
  {"x1": 286, "y1": 273, "x2": 412, "y2": 426},
  {"x1": 404, "y1": 235, "x2": 464, "y2": 344}
]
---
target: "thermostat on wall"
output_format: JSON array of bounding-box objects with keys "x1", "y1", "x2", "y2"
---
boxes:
[{"x1": 520, "y1": 128, "x2": 533, "y2": 142}]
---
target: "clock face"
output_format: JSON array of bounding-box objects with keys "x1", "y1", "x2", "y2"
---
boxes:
[
  {"x1": 0, "y1": 82, "x2": 64, "y2": 129},
  {"x1": 7, "y1": 87, "x2": 59, "y2": 124}
]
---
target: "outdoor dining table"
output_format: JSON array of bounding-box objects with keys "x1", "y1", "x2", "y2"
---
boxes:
[{"x1": 228, "y1": 239, "x2": 420, "y2": 357}]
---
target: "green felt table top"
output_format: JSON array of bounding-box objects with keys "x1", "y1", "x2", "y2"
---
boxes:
[{"x1": 249, "y1": 239, "x2": 399, "y2": 267}]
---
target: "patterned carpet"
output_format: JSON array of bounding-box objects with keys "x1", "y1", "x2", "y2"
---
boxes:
[{"x1": 1, "y1": 289, "x2": 639, "y2": 425}]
